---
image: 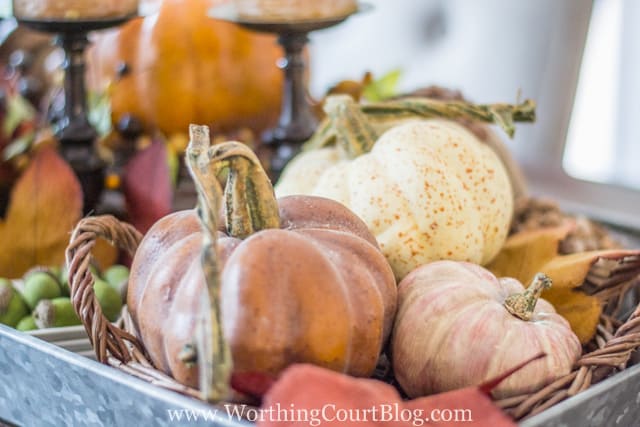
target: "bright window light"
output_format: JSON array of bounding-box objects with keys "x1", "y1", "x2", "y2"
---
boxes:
[{"x1": 563, "y1": 0, "x2": 621, "y2": 184}]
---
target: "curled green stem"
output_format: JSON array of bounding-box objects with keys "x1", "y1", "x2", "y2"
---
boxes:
[
  {"x1": 207, "y1": 142, "x2": 280, "y2": 239},
  {"x1": 302, "y1": 95, "x2": 536, "y2": 153},
  {"x1": 504, "y1": 273, "x2": 552, "y2": 321},
  {"x1": 303, "y1": 117, "x2": 337, "y2": 151},
  {"x1": 323, "y1": 94, "x2": 379, "y2": 158},
  {"x1": 362, "y1": 98, "x2": 535, "y2": 138}
]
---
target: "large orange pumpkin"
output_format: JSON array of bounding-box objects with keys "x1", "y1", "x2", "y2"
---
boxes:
[
  {"x1": 88, "y1": 0, "x2": 283, "y2": 136},
  {"x1": 127, "y1": 128, "x2": 397, "y2": 391}
]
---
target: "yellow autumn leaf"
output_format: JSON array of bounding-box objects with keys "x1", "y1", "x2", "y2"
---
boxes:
[
  {"x1": 487, "y1": 222, "x2": 573, "y2": 282},
  {"x1": 488, "y1": 224, "x2": 640, "y2": 343},
  {"x1": 0, "y1": 147, "x2": 82, "y2": 278},
  {"x1": 541, "y1": 288, "x2": 601, "y2": 343},
  {"x1": 541, "y1": 251, "x2": 622, "y2": 289}
]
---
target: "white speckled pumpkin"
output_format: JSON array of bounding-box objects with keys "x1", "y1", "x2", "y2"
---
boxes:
[
  {"x1": 391, "y1": 261, "x2": 582, "y2": 399},
  {"x1": 275, "y1": 96, "x2": 514, "y2": 279}
]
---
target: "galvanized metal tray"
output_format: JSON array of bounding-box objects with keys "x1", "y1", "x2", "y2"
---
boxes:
[
  {"x1": 522, "y1": 362, "x2": 640, "y2": 427},
  {"x1": 0, "y1": 325, "x2": 248, "y2": 427},
  {"x1": 1, "y1": 319, "x2": 638, "y2": 427}
]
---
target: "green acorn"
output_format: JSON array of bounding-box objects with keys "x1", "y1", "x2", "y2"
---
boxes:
[
  {"x1": 0, "y1": 279, "x2": 29, "y2": 328},
  {"x1": 103, "y1": 265, "x2": 129, "y2": 302},
  {"x1": 22, "y1": 271, "x2": 62, "y2": 309},
  {"x1": 94, "y1": 279, "x2": 122, "y2": 322},
  {"x1": 49, "y1": 266, "x2": 62, "y2": 281},
  {"x1": 33, "y1": 297, "x2": 81, "y2": 329},
  {"x1": 16, "y1": 315, "x2": 37, "y2": 331}
]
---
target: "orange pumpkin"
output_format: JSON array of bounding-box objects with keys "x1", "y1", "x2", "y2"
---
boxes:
[
  {"x1": 127, "y1": 129, "x2": 397, "y2": 390},
  {"x1": 88, "y1": 0, "x2": 283, "y2": 136}
]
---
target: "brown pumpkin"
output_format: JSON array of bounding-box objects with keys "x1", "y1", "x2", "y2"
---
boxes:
[
  {"x1": 127, "y1": 129, "x2": 397, "y2": 390},
  {"x1": 87, "y1": 0, "x2": 283, "y2": 136}
]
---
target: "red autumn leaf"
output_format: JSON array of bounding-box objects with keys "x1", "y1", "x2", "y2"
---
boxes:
[
  {"x1": 0, "y1": 146, "x2": 82, "y2": 278},
  {"x1": 256, "y1": 356, "x2": 545, "y2": 427},
  {"x1": 122, "y1": 140, "x2": 173, "y2": 233}
]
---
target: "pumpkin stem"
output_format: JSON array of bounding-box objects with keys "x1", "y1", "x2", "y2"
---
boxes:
[
  {"x1": 303, "y1": 96, "x2": 536, "y2": 154},
  {"x1": 303, "y1": 116, "x2": 337, "y2": 151},
  {"x1": 324, "y1": 94, "x2": 380, "y2": 158},
  {"x1": 503, "y1": 273, "x2": 552, "y2": 321},
  {"x1": 361, "y1": 98, "x2": 536, "y2": 138},
  {"x1": 207, "y1": 142, "x2": 280, "y2": 239},
  {"x1": 186, "y1": 124, "x2": 233, "y2": 402}
]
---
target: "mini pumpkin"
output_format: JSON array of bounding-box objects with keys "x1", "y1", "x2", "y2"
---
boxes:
[
  {"x1": 391, "y1": 260, "x2": 582, "y2": 399},
  {"x1": 127, "y1": 128, "x2": 397, "y2": 392},
  {"x1": 276, "y1": 95, "x2": 529, "y2": 279}
]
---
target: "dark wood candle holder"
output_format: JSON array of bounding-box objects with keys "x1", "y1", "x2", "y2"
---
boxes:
[
  {"x1": 15, "y1": 14, "x2": 136, "y2": 212},
  {"x1": 210, "y1": 3, "x2": 371, "y2": 178}
]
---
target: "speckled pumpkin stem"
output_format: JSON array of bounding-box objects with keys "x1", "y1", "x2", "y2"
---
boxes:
[
  {"x1": 504, "y1": 273, "x2": 552, "y2": 321},
  {"x1": 207, "y1": 141, "x2": 280, "y2": 239},
  {"x1": 186, "y1": 124, "x2": 232, "y2": 402},
  {"x1": 303, "y1": 95, "x2": 536, "y2": 152}
]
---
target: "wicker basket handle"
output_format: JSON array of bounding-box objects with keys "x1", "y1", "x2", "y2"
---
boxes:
[{"x1": 65, "y1": 215, "x2": 145, "y2": 364}]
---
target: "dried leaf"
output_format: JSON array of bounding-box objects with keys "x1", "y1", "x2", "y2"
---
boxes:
[
  {"x1": 488, "y1": 226, "x2": 640, "y2": 343},
  {"x1": 122, "y1": 140, "x2": 173, "y2": 233},
  {"x1": 487, "y1": 223, "x2": 573, "y2": 281},
  {"x1": 0, "y1": 147, "x2": 82, "y2": 278},
  {"x1": 510, "y1": 197, "x2": 621, "y2": 252},
  {"x1": 542, "y1": 251, "x2": 618, "y2": 289},
  {"x1": 544, "y1": 250, "x2": 640, "y2": 342},
  {"x1": 258, "y1": 360, "x2": 538, "y2": 427},
  {"x1": 541, "y1": 288, "x2": 602, "y2": 343}
]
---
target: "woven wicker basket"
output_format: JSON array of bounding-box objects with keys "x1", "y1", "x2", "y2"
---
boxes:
[{"x1": 64, "y1": 213, "x2": 640, "y2": 421}]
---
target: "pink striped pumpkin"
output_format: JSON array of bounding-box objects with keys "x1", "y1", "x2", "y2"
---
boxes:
[{"x1": 391, "y1": 260, "x2": 581, "y2": 399}]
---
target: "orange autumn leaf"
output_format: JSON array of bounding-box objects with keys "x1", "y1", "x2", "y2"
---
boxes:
[
  {"x1": 0, "y1": 147, "x2": 82, "y2": 278},
  {"x1": 488, "y1": 225, "x2": 640, "y2": 343}
]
